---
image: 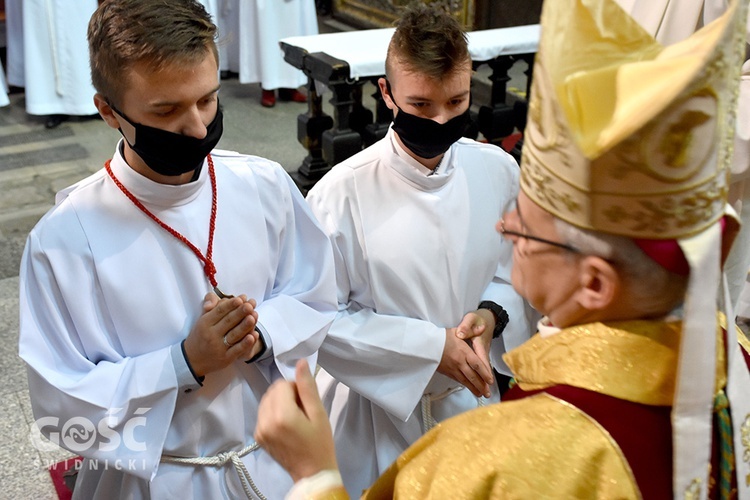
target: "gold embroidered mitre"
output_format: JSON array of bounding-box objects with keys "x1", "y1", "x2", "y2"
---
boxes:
[{"x1": 520, "y1": 0, "x2": 745, "y2": 239}]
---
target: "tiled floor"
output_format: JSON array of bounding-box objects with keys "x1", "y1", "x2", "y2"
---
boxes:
[{"x1": 0, "y1": 277, "x2": 74, "y2": 498}]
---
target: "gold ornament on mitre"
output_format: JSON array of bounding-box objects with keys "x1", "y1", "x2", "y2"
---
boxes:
[{"x1": 520, "y1": 0, "x2": 746, "y2": 240}]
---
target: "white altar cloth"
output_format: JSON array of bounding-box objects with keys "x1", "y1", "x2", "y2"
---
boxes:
[{"x1": 280, "y1": 24, "x2": 540, "y2": 80}]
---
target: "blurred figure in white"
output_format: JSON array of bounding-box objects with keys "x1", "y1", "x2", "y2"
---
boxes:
[
  {"x1": 737, "y1": 271, "x2": 750, "y2": 324},
  {"x1": 6, "y1": 0, "x2": 98, "y2": 128},
  {"x1": 196, "y1": 0, "x2": 219, "y2": 29},
  {"x1": 0, "y1": 61, "x2": 9, "y2": 107},
  {"x1": 215, "y1": 0, "x2": 317, "y2": 107},
  {"x1": 5, "y1": 0, "x2": 24, "y2": 90}
]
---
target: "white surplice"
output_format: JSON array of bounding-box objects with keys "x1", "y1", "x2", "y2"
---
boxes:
[
  {"x1": 20, "y1": 0, "x2": 98, "y2": 116},
  {"x1": 19, "y1": 144, "x2": 337, "y2": 499},
  {"x1": 215, "y1": 0, "x2": 317, "y2": 89},
  {"x1": 306, "y1": 127, "x2": 534, "y2": 495}
]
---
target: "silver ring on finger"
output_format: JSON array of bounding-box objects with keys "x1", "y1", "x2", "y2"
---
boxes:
[{"x1": 223, "y1": 334, "x2": 231, "y2": 349}]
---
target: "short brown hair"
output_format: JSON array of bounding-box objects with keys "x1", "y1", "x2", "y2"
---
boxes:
[
  {"x1": 385, "y1": 3, "x2": 470, "y2": 81},
  {"x1": 88, "y1": 0, "x2": 218, "y2": 106}
]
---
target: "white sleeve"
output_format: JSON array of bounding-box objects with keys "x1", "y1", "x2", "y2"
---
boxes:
[
  {"x1": 307, "y1": 184, "x2": 446, "y2": 423},
  {"x1": 19, "y1": 225, "x2": 181, "y2": 482},
  {"x1": 318, "y1": 306, "x2": 446, "y2": 422},
  {"x1": 730, "y1": 57, "x2": 750, "y2": 180},
  {"x1": 253, "y1": 168, "x2": 338, "y2": 382}
]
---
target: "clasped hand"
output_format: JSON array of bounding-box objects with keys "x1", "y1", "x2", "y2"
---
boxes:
[{"x1": 183, "y1": 292, "x2": 263, "y2": 378}]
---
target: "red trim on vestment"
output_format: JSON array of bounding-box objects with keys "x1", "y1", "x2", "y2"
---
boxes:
[{"x1": 503, "y1": 384, "x2": 672, "y2": 499}]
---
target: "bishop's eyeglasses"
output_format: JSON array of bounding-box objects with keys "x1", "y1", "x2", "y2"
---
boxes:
[{"x1": 498, "y1": 203, "x2": 581, "y2": 254}]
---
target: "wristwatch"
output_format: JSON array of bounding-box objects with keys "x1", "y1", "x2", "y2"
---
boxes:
[{"x1": 478, "y1": 301, "x2": 510, "y2": 339}]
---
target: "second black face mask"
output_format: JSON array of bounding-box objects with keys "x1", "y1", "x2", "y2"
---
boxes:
[
  {"x1": 112, "y1": 103, "x2": 224, "y2": 176},
  {"x1": 387, "y1": 81, "x2": 471, "y2": 159}
]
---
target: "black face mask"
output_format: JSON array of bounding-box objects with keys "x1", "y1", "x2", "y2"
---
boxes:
[
  {"x1": 111, "y1": 103, "x2": 224, "y2": 176},
  {"x1": 386, "y1": 81, "x2": 471, "y2": 159}
]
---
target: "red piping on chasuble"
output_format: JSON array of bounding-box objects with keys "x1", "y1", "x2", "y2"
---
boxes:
[{"x1": 503, "y1": 385, "x2": 672, "y2": 499}]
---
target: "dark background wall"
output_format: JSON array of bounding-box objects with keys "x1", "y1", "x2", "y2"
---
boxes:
[
  {"x1": 474, "y1": 0, "x2": 542, "y2": 29},
  {"x1": 329, "y1": 0, "x2": 543, "y2": 30}
]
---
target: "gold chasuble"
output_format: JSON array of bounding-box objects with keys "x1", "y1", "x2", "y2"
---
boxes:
[{"x1": 355, "y1": 320, "x2": 742, "y2": 499}]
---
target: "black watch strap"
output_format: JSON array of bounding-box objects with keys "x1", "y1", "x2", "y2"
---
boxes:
[{"x1": 478, "y1": 301, "x2": 510, "y2": 339}]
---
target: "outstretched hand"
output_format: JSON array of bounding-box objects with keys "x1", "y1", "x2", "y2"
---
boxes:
[{"x1": 255, "y1": 359, "x2": 338, "y2": 482}]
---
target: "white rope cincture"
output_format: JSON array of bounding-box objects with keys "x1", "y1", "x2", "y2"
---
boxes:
[
  {"x1": 420, "y1": 386, "x2": 479, "y2": 433},
  {"x1": 420, "y1": 394, "x2": 437, "y2": 433},
  {"x1": 161, "y1": 443, "x2": 266, "y2": 500}
]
